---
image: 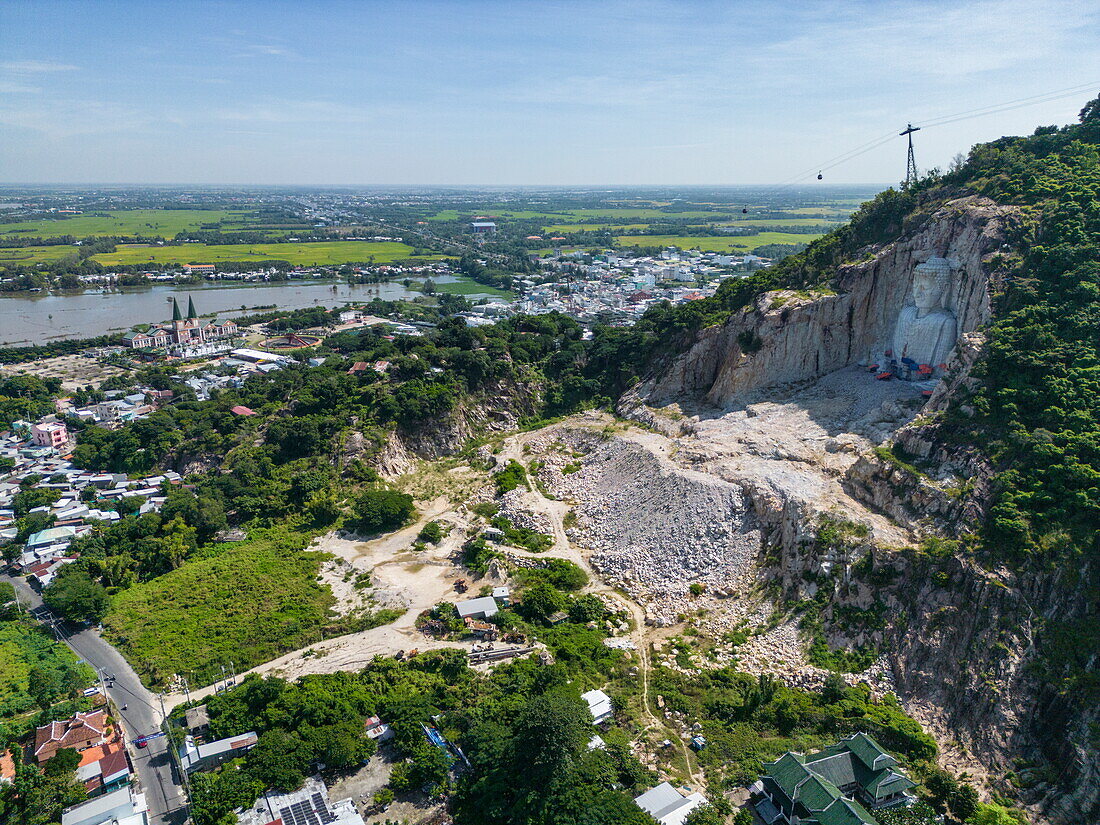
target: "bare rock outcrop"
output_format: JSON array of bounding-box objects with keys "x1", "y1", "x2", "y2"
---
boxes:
[{"x1": 631, "y1": 196, "x2": 1018, "y2": 409}]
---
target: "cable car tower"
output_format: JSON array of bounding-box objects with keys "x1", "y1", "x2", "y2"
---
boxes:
[{"x1": 900, "y1": 123, "x2": 920, "y2": 187}]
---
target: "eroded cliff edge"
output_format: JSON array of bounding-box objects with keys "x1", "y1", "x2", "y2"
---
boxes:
[{"x1": 615, "y1": 196, "x2": 1096, "y2": 824}]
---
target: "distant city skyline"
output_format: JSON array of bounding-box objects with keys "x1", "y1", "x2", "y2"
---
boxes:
[{"x1": 1, "y1": 0, "x2": 1097, "y2": 186}]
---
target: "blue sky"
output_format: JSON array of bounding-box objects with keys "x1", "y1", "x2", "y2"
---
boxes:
[{"x1": 0, "y1": 0, "x2": 1097, "y2": 185}]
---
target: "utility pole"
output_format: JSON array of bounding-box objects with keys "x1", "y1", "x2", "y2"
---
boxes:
[{"x1": 901, "y1": 123, "x2": 921, "y2": 188}]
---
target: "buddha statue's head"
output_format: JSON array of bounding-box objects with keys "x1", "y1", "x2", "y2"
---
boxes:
[{"x1": 911, "y1": 256, "x2": 952, "y2": 313}]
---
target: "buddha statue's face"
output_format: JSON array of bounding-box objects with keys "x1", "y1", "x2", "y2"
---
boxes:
[{"x1": 911, "y1": 267, "x2": 945, "y2": 311}]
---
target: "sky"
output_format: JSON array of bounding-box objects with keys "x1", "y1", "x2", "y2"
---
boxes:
[{"x1": 0, "y1": 0, "x2": 1097, "y2": 186}]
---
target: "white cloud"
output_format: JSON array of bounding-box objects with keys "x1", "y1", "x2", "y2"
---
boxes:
[
  {"x1": 0, "y1": 80, "x2": 39, "y2": 94},
  {"x1": 1, "y1": 60, "x2": 78, "y2": 73}
]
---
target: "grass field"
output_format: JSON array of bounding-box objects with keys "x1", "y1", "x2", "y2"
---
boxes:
[
  {"x1": 541, "y1": 223, "x2": 648, "y2": 233},
  {"x1": 428, "y1": 207, "x2": 734, "y2": 222},
  {"x1": 714, "y1": 217, "x2": 843, "y2": 227},
  {"x1": 93, "y1": 240, "x2": 440, "y2": 266},
  {"x1": 430, "y1": 279, "x2": 513, "y2": 298},
  {"x1": 614, "y1": 231, "x2": 825, "y2": 252},
  {"x1": 544, "y1": 217, "x2": 837, "y2": 233},
  {"x1": 0, "y1": 209, "x2": 269, "y2": 239},
  {"x1": 0, "y1": 244, "x2": 83, "y2": 264},
  {"x1": 104, "y1": 528, "x2": 336, "y2": 687},
  {"x1": 0, "y1": 617, "x2": 95, "y2": 720}
]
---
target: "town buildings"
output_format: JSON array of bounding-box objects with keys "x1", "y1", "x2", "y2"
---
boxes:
[{"x1": 0, "y1": 422, "x2": 175, "y2": 582}]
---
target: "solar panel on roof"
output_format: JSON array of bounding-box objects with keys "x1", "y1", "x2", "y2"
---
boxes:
[{"x1": 279, "y1": 807, "x2": 294, "y2": 825}]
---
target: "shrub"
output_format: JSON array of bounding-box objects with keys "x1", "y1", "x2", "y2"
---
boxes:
[
  {"x1": 493, "y1": 460, "x2": 527, "y2": 495},
  {"x1": 350, "y1": 488, "x2": 415, "y2": 535},
  {"x1": 418, "y1": 520, "x2": 444, "y2": 543}
]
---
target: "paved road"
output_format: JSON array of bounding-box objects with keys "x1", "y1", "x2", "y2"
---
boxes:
[{"x1": 3, "y1": 575, "x2": 188, "y2": 825}]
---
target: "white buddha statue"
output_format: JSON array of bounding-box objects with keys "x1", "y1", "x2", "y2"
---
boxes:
[{"x1": 891, "y1": 256, "x2": 957, "y2": 367}]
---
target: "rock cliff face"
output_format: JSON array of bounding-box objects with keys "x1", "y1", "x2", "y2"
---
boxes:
[
  {"x1": 638, "y1": 196, "x2": 1017, "y2": 408},
  {"x1": 343, "y1": 377, "x2": 544, "y2": 477},
  {"x1": 622, "y1": 195, "x2": 1099, "y2": 823}
]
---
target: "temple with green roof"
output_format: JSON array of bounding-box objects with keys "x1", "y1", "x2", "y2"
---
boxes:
[{"x1": 753, "y1": 732, "x2": 916, "y2": 825}]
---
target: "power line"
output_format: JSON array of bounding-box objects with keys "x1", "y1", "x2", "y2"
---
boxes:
[
  {"x1": 917, "y1": 81, "x2": 1099, "y2": 130},
  {"x1": 748, "y1": 81, "x2": 1098, "y2": 200}
]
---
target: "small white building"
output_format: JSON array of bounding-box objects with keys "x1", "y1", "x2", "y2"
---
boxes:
[
  {"x1": 581, "y1": 689, "x2": 613, "y2": 725},
  {"x1": 61, "y1": 786, "x2": 147, "y2": 825},
  {"x1": 456, "y1": 596, "x2": 498, "y2": 620},
  {"x1": 633, "y1": 782, "x2": 707, "y2": 825}
]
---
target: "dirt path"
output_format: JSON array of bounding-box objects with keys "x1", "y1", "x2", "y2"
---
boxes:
[{"x1": 506, "y1": 426, "x2": 705, "y2": 788}]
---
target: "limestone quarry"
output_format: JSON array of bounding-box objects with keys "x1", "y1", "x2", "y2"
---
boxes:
[{"x1": 503, "y1": 196, "x2": 1090, "y2": 824}]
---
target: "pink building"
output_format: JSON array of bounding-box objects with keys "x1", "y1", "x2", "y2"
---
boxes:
[{"x1": 31, "y1": 422, "x2": 68, "y2": 449}]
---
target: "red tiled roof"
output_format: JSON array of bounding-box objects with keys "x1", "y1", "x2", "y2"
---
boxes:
[
  {"x1": 99, "y1": 747, "x2": 130, "y2": 780},
  {"x1": 230, "y1": 406, "x2": 256, "y2": 416},
  {"x1": 35, "y1": 710, "x2": 108, "y2": 762}
]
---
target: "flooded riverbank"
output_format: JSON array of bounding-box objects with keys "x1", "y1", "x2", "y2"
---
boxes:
[{"x1": 0, "y1": 280, "x2": 443, "y2": 346}]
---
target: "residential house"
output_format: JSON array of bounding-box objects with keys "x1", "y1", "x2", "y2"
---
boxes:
[
  {"x1": 75, "y1": 744, "x2": 130, "y2": 797},
  {"x1": 179, "y1": 731, "x2": 258, "y2": 774},
  {"x1": 755, "y1": 732, "x2": 917, "y2": 825},
  {"x1": 364, "y1": 716, "x2": 394, "y2": 742},
  {"x1": 35, "y1": 710, "x2": 111, "y2": 764},
  {"x1": 61, "y1": 786, "x2": 147, "y2": 825},
  {"x1": 31, "y1": 422, "x2": 68, "y2": 449},
  {"x1": 238, "y1": 776, "x2": 365, "y2": 825}
]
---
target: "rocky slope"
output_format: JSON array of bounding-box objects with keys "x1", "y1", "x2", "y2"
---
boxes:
[
  {"x1": 616, "y1": 195, "x2": 1095, "y2": 823},
  {"x1": 636, "y1": 196, "x2": 1017, "y2": 408}
]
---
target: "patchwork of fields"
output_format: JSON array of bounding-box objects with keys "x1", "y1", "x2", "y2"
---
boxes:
[
  {"x1": 614, "y1": 231, "x2": 825, "y2": 251},
  {"x1": 92, "y1": 240, "x2": 441, "y2": 266},
  {"x1": 0, "y1": 245, "x2": 86, "y2": 263},
  {"x1": 0, "y1": 209, "x2": 271, "y2": 239}
]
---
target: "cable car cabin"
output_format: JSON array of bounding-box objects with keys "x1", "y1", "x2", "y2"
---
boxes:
[{"x1": 876, "y1": 372, "x2": 894, "y2": 381}]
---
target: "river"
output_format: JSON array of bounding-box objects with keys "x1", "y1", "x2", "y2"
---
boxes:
[{"x1": 0, "y1": 279, "x2": 479, "y2": 346}]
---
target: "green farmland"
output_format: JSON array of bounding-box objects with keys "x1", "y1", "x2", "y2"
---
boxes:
[
  {"x1": 541, "y1": 223, "x2": 648, "y2": 234},
  {"x1": 0, "y1": 209, "x2": 268, "y2": 239},
  {"x1": 429, "y1": 207, "x2": 734, "y2": 222},
  {"x1": 544, "y1": 217, "x2": 837, "y2": 233},
  {"x1": 614, "y1": 231, "x2": 826, "y2": 252},
  {"x1": 93, "y1": 240, "x2": 441, "y2": 266},
  {"x1": 0, "y1": 244, "x2": 86, "y2": 264},
  {"x1": 429, "y1": 279, "x2": 513, "y2": 298},
  {"x1": 103, "y1": 529, "x2": 335, "y2": 686}
]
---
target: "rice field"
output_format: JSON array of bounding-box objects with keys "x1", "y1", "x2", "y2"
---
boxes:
[
  {"x1": 0, "y1": 209, "x2": 268, "y2": 239},
  {"x1": 92, "y1": 241, "x2": 442, "y2": 266},
  {"x1": 0, "y1": 244, "x2": 84, "y2": 263},
  {"x1": 614, "y1": 231, "x2": 826, "y2": 252}
]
